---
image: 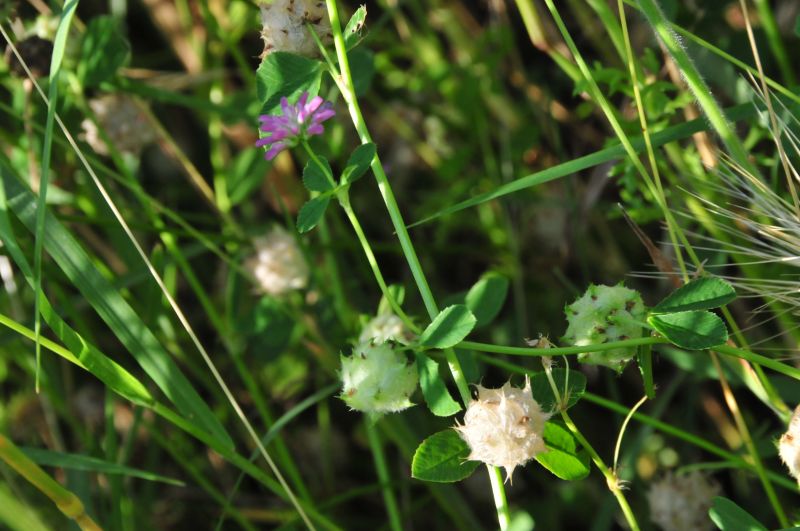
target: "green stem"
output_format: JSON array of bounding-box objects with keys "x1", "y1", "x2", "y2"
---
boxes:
[
  {"x1": 460, "y1": 336, "x2": 665, "y2": 356},
  {"x1": 0, "y1": 434, "x2": 102, "y2": 531},
  {"x1": 634, "y1": 0, "x2": 757, "y2": 176},
  {"x1": 366, "y1": 421, "x2": 403, "y2": 531},
  {"x1": 324, "y1": 0, "x2": 493, "y2": 518},
  {"x1": 487, "y1": 466, "x2": 510, "y2": 530},
  {"x1": 560, "y1": 411, "x2": 640, "y2": 531}
]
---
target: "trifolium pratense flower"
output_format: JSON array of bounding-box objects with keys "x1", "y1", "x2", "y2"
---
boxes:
[
  {"x1": 257, "y1": 0, "x2": 332, "y2": 58},
  {"x1": 454, "y1": 377, "x2": 550, "y2": 481},
  {"x1": 255, "y1": 92, "x2": 335, "y2": 160},
  {"x1": 647, "y1": 472, "x2": 720, "y2": 531},
  {"x1": 340, "y1": 341, "x2": 418, "y2": 414},
  {"x1": 562, "y1": 283, "x2": 646, "y2": 372},
  {"x1": 779, "y1": 404, "x2": 800, "y2": 485},
  {"x1": 245, "y1": 226, "x2": 309, "y2": 296},
  {"x1": 358, "y1": 313, "x2": 414, "y2": 345}
]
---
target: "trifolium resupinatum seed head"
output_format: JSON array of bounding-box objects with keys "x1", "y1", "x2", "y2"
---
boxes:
[
  {"x1": 647, "y1": 471, "x2": 720, "y2": 531},
  {"x1": 339, "y1": 341, "x2": 418, "y2": 414},
  {"x1": 257, "y1": 0, "x2": 332, "y2": 58},
  {"x1": 562, "y1": 283, "x2": 646, "y2": 372},
  {"x1": 454, "y1": 377, "x2": 550, "y2": 482},
  {"x1": 244, "y1": 226, "x2": 309, "y2": 297},
  {"x1": 779, "y1": 404, "x2": 800, "y2": 485}
]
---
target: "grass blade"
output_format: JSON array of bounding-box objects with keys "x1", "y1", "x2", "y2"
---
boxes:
[{"x1": 1, "y1": 165, "x2": 233, "y2": 450}]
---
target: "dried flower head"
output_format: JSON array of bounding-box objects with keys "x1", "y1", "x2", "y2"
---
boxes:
[
  {"x1": 647, "y1": 471, "x2": 720, "y2": 531},
  {"x1": 779, "y1": 404, "x2": 800, "y2": 484},
  {"x1": 562, "y1": 283, "x2": 646, "y2": 372},
  {"x1": 455, "y1": 377, "x2": 549, "y2": 481},
  {"x1": 7, "y1": 35, "x2": 53, "y2": 78},
  {"x1": 255, "y1": 92, "x2": 335, "y2": 160},
  {"x1": 339, "y1": 341, "x2": 418, "y2": 414},
  {"x1": 358, "y1": 313, "x2": 414, "y2": 345},
  {"x1": 245, "y1": 226, "x2": 309, "y2": 296},
  {"x1": 80, "y1": 94, "x2": 157, "y2": 156},
  {"x1": 258, "y1": 0, "x2": 332, "y2": 58}
]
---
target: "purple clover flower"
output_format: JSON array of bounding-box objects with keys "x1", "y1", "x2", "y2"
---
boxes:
[{"x1": 255, "y1": 92, "x2": 336, "y2": 160}]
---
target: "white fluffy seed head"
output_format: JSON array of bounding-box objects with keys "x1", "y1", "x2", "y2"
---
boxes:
[
  {"x1": 80, "y1": 94, "x2": 156, "y2": 156},
  {"x1": 779, "y1": 405, "x2": 800, "y2": 484},
  {"x1": 245, "y1": 226, "x2": 309, "y2": 296},
  {"x1": 647, "y1": 472, "x2": 720, "y2": 531},
  {"x1": 340, "y1": 341, "x2": 418, "y2": 414},
  {"x1": 358, "y1": 313, "x2": 413, "y2": 345},
  {"x1": 455, "y1": 377, "x2": 549, "y2": 481},
  {"x1": 257, "y1": 0, "x2": 332, "y2": 58}
]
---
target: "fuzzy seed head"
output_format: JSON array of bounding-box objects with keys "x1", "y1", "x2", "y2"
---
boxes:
[
  {"x1": 647, "y1": 472, "x2": 720, "y2": 531},
  {"x1": 80, "y1": 94, "x2": 156, "y2": 156},
  {"x1": 245, "y1": 226, "x2": 309, "y2": 296},
  {"x1": 358, "y1": 313, "x2": 413, "y2": 345},
  {"x1": 340, "y1": 341, "x2": 418, "y2": 414},
  {"x1": 779, "y1": 405, "x2": 800, "y2": 484},
  {"x1": 258, "y1": 0, "x2": 332, "y2": 58},
  {"x1": 562, "y1": 283, "x2": 645, "y2": 372},
  {"x1": 455, "y1": 378, "x2": 549, "y2": 481}
]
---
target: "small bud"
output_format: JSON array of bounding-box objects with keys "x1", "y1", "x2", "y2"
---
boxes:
[
  {"x1": 562, "y1": 283, "x2": 645, "y2": 372},
  {"x1": 257, "y1": 0, "x2": 332, "y2": 58},
  {"x1": 340, "y1": 341, "x2": 418, "y2": 414},
  {"x1": 779, "y1": 405, "x2": 800, "y2": 484},
  {"x1": 245, "y1": 226, "x2": 309, "y2": 296},
  {"x1": 647, "y1": 472, "x2": 720, "y2": 531},
  {"x1": 358, "y1": 313, "x2": 414, "y2": 345},
  {"x1": 455, "y1": 377, "x2": 550, "y2": 482}
]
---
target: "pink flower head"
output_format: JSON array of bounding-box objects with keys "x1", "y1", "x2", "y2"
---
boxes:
[{"x1": 255, "y1": 92, "x2": 335, "y2": 160}]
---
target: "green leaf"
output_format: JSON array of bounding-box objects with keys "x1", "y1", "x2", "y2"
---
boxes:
[
  {"x1": 78, "y1": 16, "x2": 130, "y2": 87},
  {"x1": 465, "y1": 272, "x2": 509, "y2": 328},
  {"x1": 349, "y1": 48, "x2": 375, "y2": 97},
  {"x1": 648, "y1": 311, "x2": 728, "y2": 350},
  {"x1": 341, "y1": 143, "x2": 376, "y2": 185},
  {"x1": 344, "y1": 5, "x2": 367, "y2": 50},
  {"x1": 0, "y1": 168, "x2": 233, "y2": 450},
  {"x1": 411, "y1": 430, "x2": 480, "y2": 483},
  {"x1": 709, "y1": 496, "x2": 767, "y2": 531},
  {"x1": 652, "y1": 277, "x2": 736, "y2": 314},
  {"x1": 296, "y1": 195, "x2": 330, "y2": 233},
  {"x1": 302, "y1": 157, "x2": 334, "y2": 192},
  {"x1": 416, "y1": 353, "x2": 461, "y2": 417},
  {"x1": 530, "y1": 369, "x2": 586, "y2": 412},
  {"x1": 256, "y1": 52, "x2": 323, "y2": 116},
  {"x1": 21, "y1": 448, "x2": 184, "y2": 486},
  {"x1": 418, "y1": 305, "x2": 477, "y2": 350},
  {"x1": 535, "y1": 421, "x2": 590, "y2": 481}
]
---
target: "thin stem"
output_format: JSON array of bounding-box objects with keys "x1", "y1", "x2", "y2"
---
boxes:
[
  {"x1": 460, "y1": 336, "x2": 665, "y2": 356},
  {"x1": 560, "y1": 411, "x2": 640, "y2": 531},
  {"x1": 324, "y1": 0, "x2": 488, "y2": 515},
  {"x1": 366, "y1": 421, "x2": 403, "y2": 531},
  {"x1": 487, "y1": 466, "x2": 511, "y2": 530},
  {"x1": 708, "y1": 352, "x2": 788, "y2": 526}
]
